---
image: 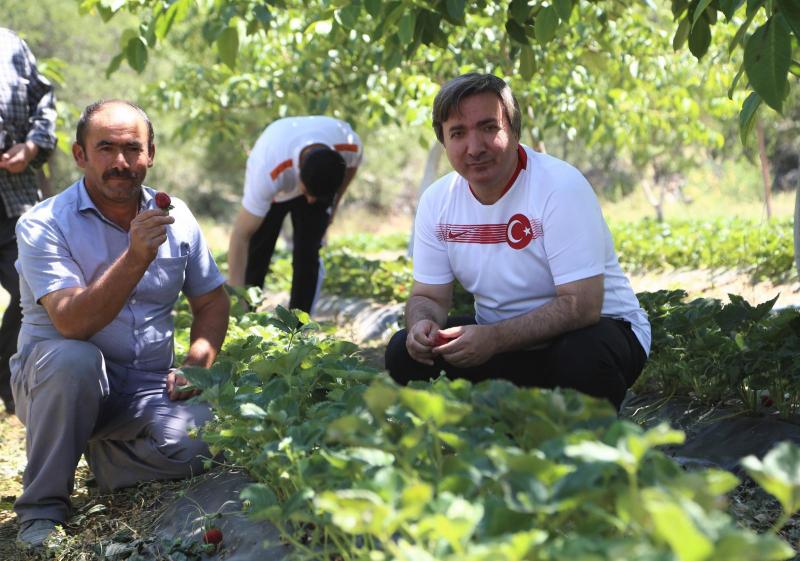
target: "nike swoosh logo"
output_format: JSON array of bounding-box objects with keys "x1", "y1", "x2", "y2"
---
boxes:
[{"x1": 448, "y1": 230, "x2": 469, "y2": 239}]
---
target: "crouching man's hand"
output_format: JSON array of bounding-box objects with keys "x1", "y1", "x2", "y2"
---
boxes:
[
  {"x1": 432, "y1": 324, "x2": 497, "y2": 368},
  {"x1": 406, "y1": 319, "x2": 443, "y2": 365},
  {"x1": 167, "y1": 368, "x2": 201, "y2": 401}
]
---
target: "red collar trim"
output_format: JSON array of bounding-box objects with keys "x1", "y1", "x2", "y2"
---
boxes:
[{"x1": 468, "y1": 145, "x2": 527, "y2": 201}]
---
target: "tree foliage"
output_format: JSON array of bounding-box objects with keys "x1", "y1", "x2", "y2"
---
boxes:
[{"x1": 79, "y1": 0, "x2": 797, "y2": 147}]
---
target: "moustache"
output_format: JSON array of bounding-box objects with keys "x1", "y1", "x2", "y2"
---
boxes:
[{"x1": 103, "y1": 168, "x2": 137, "y2": 181}]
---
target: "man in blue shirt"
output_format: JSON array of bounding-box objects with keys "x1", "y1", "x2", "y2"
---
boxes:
[
  {"x1": 11, "y1": 100, "x2": 230, "y2": 549},
  {"x1": 0, "y1": 28, "x2": 57, "y2": 414}
]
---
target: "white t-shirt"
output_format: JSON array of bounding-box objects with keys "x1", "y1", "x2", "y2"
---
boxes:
[
  {"x1": 413, "y1": 145, "x2": 651, "y2": 354},
  {"x1": 242, "y1": 116, "x2": 363, "y2": 217}
]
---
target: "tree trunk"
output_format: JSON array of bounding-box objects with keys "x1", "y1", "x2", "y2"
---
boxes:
[
  {"x1": 407, "y1": 142, "x2": 443, "y2": 256},
  {"x1": 756, "y1": 121, "x2": 772, "y2": 220},
  {"x1": 640, "y1": 167, "x2": 664, "y2": 222}
]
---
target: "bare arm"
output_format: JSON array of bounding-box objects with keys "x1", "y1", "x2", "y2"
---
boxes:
[
  {"x1": 40, "y1": 210, "x2": 174, "y2": 340},
  {"x1": 434, "y1": 275, "x2": 604, "y2": 367},
  {"x1": 167, "y1": 284, "x2": 230, "y2": 400},
  {"x1": 227, "y1": 207, "x2": 265, "y2": 287},
  {"x1": 404, "y1": 280, "x2": 453, "y2": 365},
  {"x1": 330, "y1": 166, "x2": 358, "y2": 221}
]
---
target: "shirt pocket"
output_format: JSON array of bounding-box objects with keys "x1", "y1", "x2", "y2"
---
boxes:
[{"x1": 138, "y1": 255, "x2": 189, "y2": 304}]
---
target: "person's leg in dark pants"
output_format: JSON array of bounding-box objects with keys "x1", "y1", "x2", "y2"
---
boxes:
[
  {"x1": 244, "y1": 201, "x2": 292, "y2": 288},
  {"x1": 537, "y1": 318, "x2": 647, "y2": 409},
  {"x1": 385, "y1": 317, "x2": 646, "y2": 410},
  {"x1": 0, "y1": 215, "x2": 21, "y2": 413},
  {"x1": 288, "y1": 198, "x2": 330, "y2": 312}
]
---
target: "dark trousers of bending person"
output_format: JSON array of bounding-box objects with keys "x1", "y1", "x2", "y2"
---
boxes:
[{"x1": 244, "y1": 196, "x2": 330, "y2": 313}]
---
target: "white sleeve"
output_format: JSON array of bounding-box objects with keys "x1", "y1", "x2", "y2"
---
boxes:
[
  {"x1": 542, "y1": 170, "x2": 606, "y2": 286},
  {"x1": 241, "y1": 148, "x2": 278, "y2": 217},
  {"x1": 412, "y1": 189, "x2": 454, "y2": 285}
]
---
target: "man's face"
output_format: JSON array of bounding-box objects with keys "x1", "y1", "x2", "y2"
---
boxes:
[
  {"x1": 441, "y1": 91, "x2": 519, "y2": 198},
  {"x1": 72, "y1": 103, "x2": 154, "y2": 206}
]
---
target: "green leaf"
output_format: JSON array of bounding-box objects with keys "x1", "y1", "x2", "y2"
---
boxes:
[
  {"x1": 554, "y1": 0, "x2": 573, "y2": 21},
  {"x1": 253, "y1": 5, "x2": 272, "y2": 27},
  {"x1": 338, "y1": 2, "x2": 361, "y2": 29},
  {"x1": 741, "y1": 441, "x2": 800, "y2": 517},
  {"x1": 155, "y1": 0, "x2": 190, "y2": 40},
  {"x1": 719, "y1": 0, "x2": 745, "y2": 20},
  {"x1": 509, "y1": 0, "x2": 530, "y2": 22},
  {"x1": 643, "y1": 488, "x2": 714, "y2": 561},
  {"x1": 692, "y1": 0, "x2": 714, "y2": 27},
  {"x1": 728, "y1": 8, "x2": 758, "y2": 55},
  {"x1": 398, "y1": 11, "x2": 416, "y2": 44},
  {"x1": 364, "y1": 0, "x2": 381, "y2": 18},
  {"x1": 534, "y1": 5, "x2": 559, "y2": 46},
  {"x1": 505, "y1": 19, "x2": 530, "y2": 45},
  {"x1": 747, "y1": 0, "x2": 764, "y2": 17},
  {"x1": 446, "y1": 0, "x2": 465, "y2": 24},
  {"x1": 776, "y1": 0, "x2": 800, "y2": 40},
  {"x1": 688, "y1": 16, "x2": 711, "y2": 59},
  {"x1": 727, "y1": 64, "x2": 746, "y2": 99},
  {"x1": 217, "y1": 26, "x2": 239, "y2": 69},
  {"x1": 240, "y1": 402, "x2": 268, "y2": 419},
  {"x1": 519, "y1": 45, "x2": 536, "y2": 80},
  {"x1": 743, "y1": 15, "x2": 792, "y2": 112},
  {"x1": 105, "y1": 52, "x2": 124, "y2": 78},
  {"x1": 399, "y1": 387, "x2": 472, "y2": 426},
  {"x1": 125, "y1": 36, "x2": 148, "y2": 73},
  {"x1": 673, "y1": 16, "x2": 691, "y2": 51},
  {"x1": 241, "y1": 483, "x2": 281, "y2": 519},
  {"x1": 739, "y1": 92, "x2": 761, "y2": 146}
]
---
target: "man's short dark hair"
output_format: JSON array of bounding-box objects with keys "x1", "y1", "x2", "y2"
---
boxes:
[
  {"x1": 300, "y1": 147, "x2": 346, "y2": 203},
  {"x1": 432, "y1": 73, "x2": 522, "y2": 144},
  {"x1": 76, "y1": 99, "x2": 155, "y2": 153}
]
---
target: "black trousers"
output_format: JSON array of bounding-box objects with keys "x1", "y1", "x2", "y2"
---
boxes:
[
  {"x1": 0, "y1": 214, "x2": 20, "y2": 412},
  {"x1": 385, "y1": 316, "x2": 647, "y2": 410},
  {"x1": 244, "y1": 196, "x2": 330, "y2": 313}
]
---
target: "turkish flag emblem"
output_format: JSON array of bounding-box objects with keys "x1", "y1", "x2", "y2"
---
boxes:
[{"x1": 506, "y1": 213, "x2": 534, "y2": 249}]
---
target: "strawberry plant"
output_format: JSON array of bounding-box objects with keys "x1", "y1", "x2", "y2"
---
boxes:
[
  {"x1": 639, "y1": 290, "x2": 800, "y2": 416},
  {"x1": 179, "y1": 307, "x2": 798, "y2": 561}
]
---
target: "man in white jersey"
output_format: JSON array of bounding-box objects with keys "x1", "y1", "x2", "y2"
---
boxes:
[
  {"x1": 227, "y1": 116, "x2": 362, "y2": 312},
  {"x1": 385, "y1": 73, "x2": 650, "y2": 409}
]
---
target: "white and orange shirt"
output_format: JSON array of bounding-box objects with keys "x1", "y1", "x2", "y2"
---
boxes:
[
  {"x1": 413, "y1": 144, "x2": 651, "y2": 354},
  {"x1": 242, "y1": 116, "x2": 363, "y2": 217}
]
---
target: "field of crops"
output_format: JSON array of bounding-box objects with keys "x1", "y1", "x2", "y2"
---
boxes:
[{"x1": 175, "y1": 218, "x2": 800, "y2": 560}]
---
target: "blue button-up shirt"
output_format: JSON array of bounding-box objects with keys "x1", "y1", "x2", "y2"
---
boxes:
[{"x1": 14, "y1": 179, "x2": 224, "y2": 381}]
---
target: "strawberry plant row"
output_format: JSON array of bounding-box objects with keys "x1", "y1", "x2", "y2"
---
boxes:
[
  {"x1": 610, "y1": 218, "x2": 794, "y2": 282},
  {"x1": 177, "y1": 307, "x2": 800, "y2": 561},
  {"x1": 638, "y1": 290, "x2": 800, "y2": 417},
  {"x1": 261, "y1": 218, "x2": 793, "y2": 308}
]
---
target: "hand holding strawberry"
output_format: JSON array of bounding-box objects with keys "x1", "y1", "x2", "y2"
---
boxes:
[{"x1": 155, "y1": 191, "x2": 174, "y2": 212}]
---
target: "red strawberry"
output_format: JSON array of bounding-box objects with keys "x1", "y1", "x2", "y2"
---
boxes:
[
  {"x1": 155, "y1": 192, "x2": 173, "y2": 211},
  {"x1": 202, "y1": 527, "x2": 223, "y2": 545}
]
